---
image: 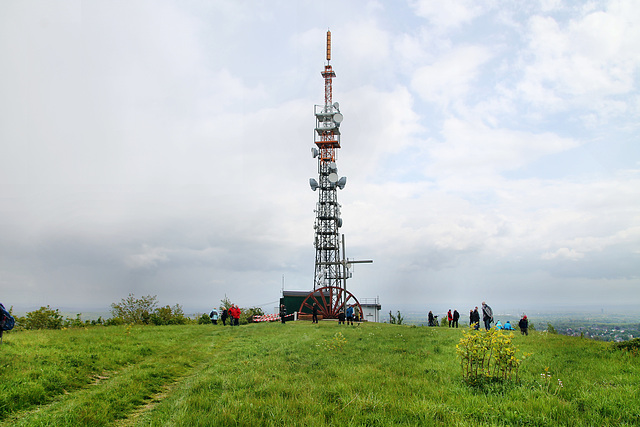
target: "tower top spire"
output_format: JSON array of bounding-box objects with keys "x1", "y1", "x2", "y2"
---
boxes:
[{"x1": 326, "y1": 30, "x2": 332, "y2": 62}]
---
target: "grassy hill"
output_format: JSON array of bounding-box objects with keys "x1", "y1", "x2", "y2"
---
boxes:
[{"x1": 0, "y1": 322, "x2": 638, "y2": 426}]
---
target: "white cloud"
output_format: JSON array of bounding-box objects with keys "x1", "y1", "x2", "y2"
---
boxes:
[
  {"x1": 428, "y1": 118, "x2": 580, "y2": 177},
  {"x1": 518, "y1": 2, "x2": 640, "y2": 116},
  {"x1": 342, "y1": 19, "x2": 391, "y2": 64},
  {"x1": 410, "y1": 0, "x2": 484, "y2": 32},
  {"x1": 126, "y1": 245, "x2": 170, "y2": 270},
  {"x1": 411, "y1": 45, "x2": 492, "y2": 107},
  {"x1": 541, "y1": 247, "x2": 584, "y2": 260}
]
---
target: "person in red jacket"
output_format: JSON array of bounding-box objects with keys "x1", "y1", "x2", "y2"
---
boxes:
[
  {"x1": 234, "y1": 305, "x2": 241, "y2": 326},
  {"x1": 229, "y1": 304, "x2": 241, "y2": 326},
  {"x1": 447, "y1": 309, "x2": 453, "y2": 327}
]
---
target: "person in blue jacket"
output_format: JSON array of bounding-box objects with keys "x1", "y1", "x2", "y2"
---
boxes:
[
  {"x1": 209, "y1": 309, "x2": 219, "y2": 325},
  {"x1": 346, "y1": 305, "x2": 354, "y2": 325},
  {"x1": 503, "y1": 320, "x2": 514, "y2": 330}
]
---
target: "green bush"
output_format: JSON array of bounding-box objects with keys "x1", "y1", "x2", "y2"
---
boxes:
[
  {"x1": 63, "y1": 313, "x2": 97, "y2": 328},
  {"x1": 150, "y1": 304, "x2": 187, "y2": 325},
  {"x1": 456, "y1": 328, "x2": 525, "y2": 385},
  {"x1": 23, "y1": 306, "x2": 63, "y2": 330},
  {"x1": 612, "y1": 337, "x2": 640, "y2": 355},
  {"x1": 110, "y1": 293, "x2": 158, "y2": 324},
  {"x1": 197, "y1": 314, "x2": 211, "y2": 325}
]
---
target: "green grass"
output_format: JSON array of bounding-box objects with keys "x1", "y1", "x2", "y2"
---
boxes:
[{"x1": 1, "y1": 322, "x2": 639, "y2": 426}]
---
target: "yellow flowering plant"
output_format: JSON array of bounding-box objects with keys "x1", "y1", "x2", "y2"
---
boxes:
[{"x1": 456, "y1": 328, "x2": 526, "y2": 385}]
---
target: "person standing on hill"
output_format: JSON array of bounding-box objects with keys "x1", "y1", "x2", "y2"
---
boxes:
[
  {"x1": 279, "y1": 304, "x2": 287, "y2": 324},
  {"x1": 346, "y1": 305, "x2": 354, "y2": 325},
  {"x1": 482, "y1": 302, "x2": 493, "y2": 330},
  {"x1": 230, "y1": 304, "x2": 240, "y2": 326},
  {"x1": 354, "y1": 305, "x2": 361, "y2": 322},
  {"x1": 519, "y1": 315, "x2": 529, "y2": 335},
  {"x1": 428, "y1": 310, "x2": 435, "y2": 326},
  {"x1": 447, "y1": 309, "x2": 453, "y2": 327},
  {"x1": 312, "y1": 303, "x2": 319, "y2": 324},
  {"x1": 227, "y1": 305, "x2": 234, "y2": 326},
  {"x1": 221, "y1": 308, "x2": 228, "y2": 326},
  {"x1": 209, "y1": 309, "x2": 218, "y2": 325},
  {"x1": 472, "y1": 307, "x2": 480, "y2": 330},
  {"x1": 452, "y1": 309, "x2": 459, "y2": 328},
  {"x1": 0, "y1": 303, "x2": 15, "y2": 344}
]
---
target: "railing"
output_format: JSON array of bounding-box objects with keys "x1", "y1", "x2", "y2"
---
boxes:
[{"x1": 359, "y1": 297, "x2": 380, "y2": 305}]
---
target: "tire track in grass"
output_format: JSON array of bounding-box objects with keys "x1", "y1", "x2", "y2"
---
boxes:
[
  {"x1": 1, "y1": 327, "x2": 228, "y2": 426},
  {"x1": 113, "y1": 331, "x2": 237, "y2": 426}
]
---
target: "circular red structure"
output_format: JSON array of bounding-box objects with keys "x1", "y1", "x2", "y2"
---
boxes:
[{"x1": 299, "y1": 286, "x2": 362, "y2": 319}]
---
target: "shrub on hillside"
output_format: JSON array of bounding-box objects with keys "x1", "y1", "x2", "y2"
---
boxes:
[
  {"x1": 150, "y1": 304, "x2": 187, "y2": 325},
  {"x1": 110, "y1": 294, "x2": 158, "y2": 324},
  {"x1": 104, "y1": 316, "x2": 125, "y2": 326},
  {"x1": 456, "y1": 328, "x2": 525, "y2": 386},
  {"x1": 62, "y1": 313, "x2": 102, "y2": 328},
  {"x1": 197, "y1": 314, "x2": 211, "y2": 325},
  {"x1": 23, "y1": 306, "x2": 63, "y2": 330},
  {"x1": 612, "y1": 337, "x2": 640, "y2": 355}
]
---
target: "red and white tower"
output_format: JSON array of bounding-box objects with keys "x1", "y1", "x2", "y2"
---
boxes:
[
  {"x1": 302, "y1": 31, "x2": 372, "y2": 320},
  {"x1": 309, "y1": 30, "x2": 346, "y2": 293}
]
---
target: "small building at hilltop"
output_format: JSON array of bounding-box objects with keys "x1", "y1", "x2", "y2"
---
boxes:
[{"x1": 359, "y1": 296, "x2": 382, "y2": 323}]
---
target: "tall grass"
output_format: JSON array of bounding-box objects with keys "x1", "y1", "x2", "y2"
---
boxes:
[{"x1": 1, "y1": 322, "x2": 639, "y2": 426}]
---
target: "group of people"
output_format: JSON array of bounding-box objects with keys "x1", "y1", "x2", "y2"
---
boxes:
[
  {"x1": 427, "y1": 309, "x2": 462, "y2": 328},
  {"x1": 209, "y1": 304, "x2": 241, "y2": 326},
  {"x1": 495, "y1": 320, "x2": 514, "y2": 330},
  {"x1": 337, "y1": 304, "x2": 360, "y2": 325},
  {"x1": 429, "y1": 302, "x2": 530, "y2": 335},
  {"x1": 468, "y1": 302, "x2": 496, "y2": 330},
  {"x1": 447, "y1": 309, "x2": 460, "y2": 327}
]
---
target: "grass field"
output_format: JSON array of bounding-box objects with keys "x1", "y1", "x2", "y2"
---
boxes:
[{"x1": 1, "y1": 321, "x2": 639, "y2": 426}]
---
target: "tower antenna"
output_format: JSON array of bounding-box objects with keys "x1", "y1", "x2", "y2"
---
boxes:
[{"x1": 305, "y1": 31, "x2": 372, "y2": 319}]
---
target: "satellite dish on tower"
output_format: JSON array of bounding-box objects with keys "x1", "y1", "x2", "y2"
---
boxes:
[
  {"x1": 337, "y1": 176, "x2": 347, "y2": 189},
  {"x1": 309, "y1": 178, "x2": 319, "y2": 191},
  {"x1": 333, "y1": 102, "x2": 340, "y2": 111},
  {"x1": 328, "y1": 173, "x2": 339, "y2": 183},
  {"x1": 333, "y1": 113, "x2": 343, "y2": 124}
]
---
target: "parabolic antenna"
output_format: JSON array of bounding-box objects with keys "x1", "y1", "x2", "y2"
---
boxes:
[
  {"x1": 333, "y1": 102, "x2": 340, "y2": 110},
  {"x1": 333, "y1": 113, "x2": 343, "y2": 124},
  {"x1": 328, "y1": 173, "x2": 339, "y2": 183}
]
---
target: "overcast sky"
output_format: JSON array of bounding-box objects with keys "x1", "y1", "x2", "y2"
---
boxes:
[{"x1": 1, "y1": 0, "x2": 639, "y2": 316}]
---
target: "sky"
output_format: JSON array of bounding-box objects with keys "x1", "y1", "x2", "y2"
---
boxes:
[{"x1": 1, "y1": 0, "x2": 639, "y2": 317}]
